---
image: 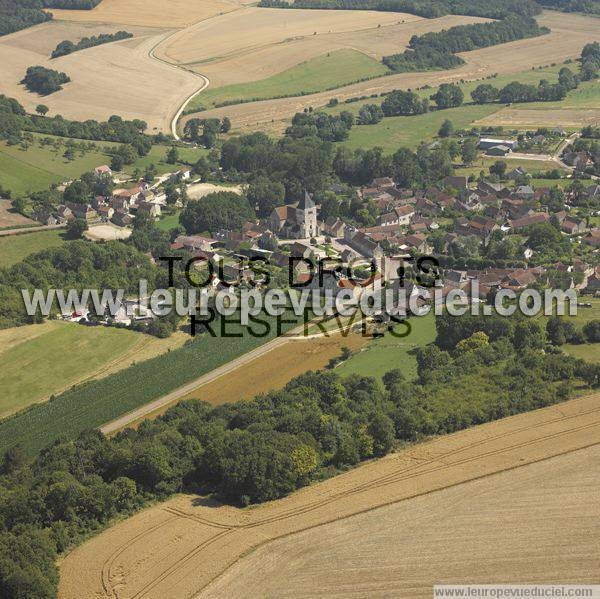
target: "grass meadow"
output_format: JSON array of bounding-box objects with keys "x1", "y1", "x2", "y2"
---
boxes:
[
  {"x1": 0, "y1": 230, "x2": 67, "y2": 268},
  {"x1": 190, "y1": 49, "x2": 390, "y2": 111}
]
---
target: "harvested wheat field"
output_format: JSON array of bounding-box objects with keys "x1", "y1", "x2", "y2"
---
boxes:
[
  {"x1": 187, "y1": 10, "x2": 599, "y2": 132},
  {"x1": 476, "y1": 107, "x2": 600, "y2": 128},
  {"x1": 0, "y1": 22, "x2": 200, "y2": 132},
  {"x1": 124, "y1": 333, "x2": 369, "y2": 427},
  {"x1": 50, "y1": 0, "x2": 238, "y2": 28},
  {"x1": 59, "y1": 392, "x2": 600, "y2": 599},
  {"x1": 188, "y1": 14, "x2": 487, "y2": 88}
]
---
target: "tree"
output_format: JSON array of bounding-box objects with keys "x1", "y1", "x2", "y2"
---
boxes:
[
  {"x1": 368, "y1": 412, "x2": 395, "y2": 457},
  {"x1": 430, "y1": 84, "x2": 463, "y2": 109},
  {"x1": 489, "y1": 160, "x2": 507, "y2": 178},
  {"x1": 461, "y1": 139, "x2": 478, "y2": 165},
  {"x1": 66, "y1": 218, "x2": 88, "y2": 239},
  {"x1": 35, "y1": 104, "x2": 49, "y2": 116},
  {"x1": 63, "y1": 179, "x2": 90, "y2": 204},
  {"x1": 513, "y1": 321, "x2": 545, "y2": 352},
  {"x1": 247, "y1": 177, "x2": 285, "y2": 217},
  {"x1": 456, "y1": 331, "x2": 489, "y2": 354},
  {"x1": 583, "y1": 320, "x2": 600, "y2": 343},
  {"x1": 180, "y1": 191, "x2": 254, "y2": 234},
  {"x1": 381, "y1": 90, "x2": 428, "y2": 116},
  {"x1": 558, "y1": 66, "x2": 578, "y2": 90},
  {"x1": 221, "y1": 117, "x2": 231, "y2": 133},
  {"x1": 471, "y1": 83, "x2": 499, "y2": 104},
  {"x1": 438, "y1": 119, "x2": 454, "y2": 138},
  {"x1": 166, "y1": 146, "x2": 179, "y2": 164}
]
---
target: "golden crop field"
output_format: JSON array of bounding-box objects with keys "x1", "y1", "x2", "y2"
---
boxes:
[
  {"x1": 50, "y1": 0, "x2": 238, "y2": 28},
  {"x1": 0, "y1": 21, "x2": 200, "y2": 132},
  {"x1": 58, "y1": 393, "x2": 600, "y2": 599},
  {"x1": 189, "y1": 10, "x2": 600, "y2": 132}
]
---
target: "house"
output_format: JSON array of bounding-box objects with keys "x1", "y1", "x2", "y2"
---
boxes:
[
  {"x1": 289, "y1": 241, "x2": 313, "y2": 259},
  {"x1": 402, "y1": 233, "x2": 431, "y2": 254},
  {"x1": 486, "y1": 145, "x2": 511, "y2": 157},
  {"x1": 34, "y1": 210, "x2": 59, "y2": 226},
  {"x1": 507, "y1": 166, "x2": 527, "y2": 180},
  {"x1": 478, "y1": 181, "x2": 510, "y2": 198},
  {"x1": 376, "y1": 205, "x2": 414, "y2": 227},
  {"x1": 460, "y1": 216, "x2": 498, "y2": 244},
  {"x1": 442, "y1": 175, "x2": 468, "y2": 191},
  {"x1": 501, "y1": 267, "x2": 545, "y2": 289},
  {"x1": 513, "y1": 185, "x2": 535, "y2": 201},
  {"x1": 66, "y1": 203, "x2": 99, "y2": 223},
  {"x1": 561, "y1": 218, "x2": 587, "y2": 235},
  {"x1": 510, "y1": 212, "x2": 550, "y2": 230},
  {"x1": 94, "y1": 165, "x2": 112, "y2": 177},
  {"x1": 55, "y1": 205, "x2": 74, "y2": 221},
  {"x1": 584, "y1": 229, "x2": 600, "y2": 248},
  {"x1": 174, "y1": 235, "x2": 219, "y2": 252},
  {"x1": 415, "y1": 197, "x2": 438, "y2": 216},
  {"x1": 269, "y1": 191, "x2": 319, "y2": 239},
  {"x1": 478, "y1": 138, "x2": 518, "y2": 151},
  {"x1": 370, "y1": 177, "x2": 395, "y2": 189},
  {"x1": 344, "y1": 228, "x2": 384, "y2": 260},
  {"x1": 137, "y1": 201, "x2": 161, "y2": 218},
  {"x1": 563, "y1": 151, "x2": 592, "y2": 171},
  {"x1": 111, "y1": 210, "x2": 134, "y2": 227},
  {"x1": 322, "y1": 217, "x2": 346, "y2": 238},
  {"x1": 97, "y1": 206, "x2": 114, "y2": 221}
]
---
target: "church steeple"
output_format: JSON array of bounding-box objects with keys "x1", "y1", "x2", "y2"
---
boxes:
[{"x1": 297, "y1": 190, "x2": 315, "y2": 210}]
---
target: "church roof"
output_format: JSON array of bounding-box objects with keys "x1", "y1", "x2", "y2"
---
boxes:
[{"x1": 297, "y1": 190, "x2": 315, "y2": 210}]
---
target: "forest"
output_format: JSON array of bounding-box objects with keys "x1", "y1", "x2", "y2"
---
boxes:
[
  {"x1": 0, "y1": 0, "x2": 102, "y2": 37},
  {"x1": 21, "y1": 66, "x2": 70, "y2": 95},
  {"x1": 1, "y1": 310, "x2": 599, "y2": 597}
]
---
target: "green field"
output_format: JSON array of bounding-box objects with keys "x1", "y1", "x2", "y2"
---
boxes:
[
  {"x1": 0, "y1": 135, "x2": 208, "y2": 196},
  {"x1": 156, "y1": 210, "x2": 181, "y2": 231},
  {"x1": 189, "y1": 50, "x2": 391, "y2": 111},
  {"x1": 342, "y1": 104, "x2": 500, "y2": 152},
  {"x1": 0, "y1": 322, "x2": 144, "y2": 419},
  {"x1": 455, "y1": 157, "x2": 568, "y2": 180},
  {"x1": 0, "y1": 310, "x2": 305, "y2": 455},
  {"x1": 335, "y1": 312, "x2": 436, "y2": 381},
  {"x1": 0, "y1": 230, "x2": 67, "y2": 268}
]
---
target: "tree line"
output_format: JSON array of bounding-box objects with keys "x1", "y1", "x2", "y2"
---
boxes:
[
  {"x1": 1, "y1": 307, "x2": 599, "y2": 597},
  {"x1": 258, "y1": 0, "x2": 541, "y2": 19},
  {"x1": 51, "y1": 30, "x2": 132, "y2": 58},
  {"x1": 383, "y1": 15, "x2": 548, "y2": 73}
]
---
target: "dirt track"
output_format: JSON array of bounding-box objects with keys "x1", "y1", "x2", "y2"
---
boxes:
[
  {"x1": 59, "y1": 392, "x2": 600, "y2": 599},
  {"x1": 184, "y1": 11, "x2": 599, "y2": 133}
]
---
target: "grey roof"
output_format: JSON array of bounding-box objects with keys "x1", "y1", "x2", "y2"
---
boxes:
[{"x1": 297, "y1": 190, "x2": 315, "y2": 210}]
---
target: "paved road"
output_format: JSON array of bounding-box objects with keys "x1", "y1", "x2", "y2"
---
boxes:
[{"x1": 0, "y1": 224, "x2": 65, "y2": 237}]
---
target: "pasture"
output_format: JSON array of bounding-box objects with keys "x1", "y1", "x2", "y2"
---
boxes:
[
  {"x1": 188, "y1": 50, "x2": 390, "y2": 111},
  {"x1": 58, "y1": 394, "x2": 600, "y2": 599},
  {"x1": 0, "y1": 229, "x2": 66, "y2": 268},
  {"x1": 0, "y1": 322, "x2": 186, "y2": 419},
  {"x1": 335, "y1": 312, "x2": 436, "y2": 380},
  {"x1": 342, "y1": 104, "x2": 500, "y2": 153}
]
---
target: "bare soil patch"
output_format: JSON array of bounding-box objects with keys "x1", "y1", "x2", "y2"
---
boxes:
[
  {"x1": 85, "y1": 224, "x2": 132, "y2": 241},
  {"x1": 0, "y1": 199, "x2": 35, "y2": 228},
  {"x1": 58, "y1": 393, "x2": 600, "y2": 599}
]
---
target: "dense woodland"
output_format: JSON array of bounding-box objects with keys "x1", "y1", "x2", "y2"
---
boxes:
[
  {"x1": 51, "y1": 30, "x2": 132, "y2": 58},
  {"x1": 0, "y1": 0, "x2": 101, "y2": 37},
  {"x1": 1, "y1": 311, "x2": 599, "y2": 597}
]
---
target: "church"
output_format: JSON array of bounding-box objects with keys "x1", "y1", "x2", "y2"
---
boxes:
[{"x1": 268, "y1": 191, "x2": 320, "y2": 240}]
